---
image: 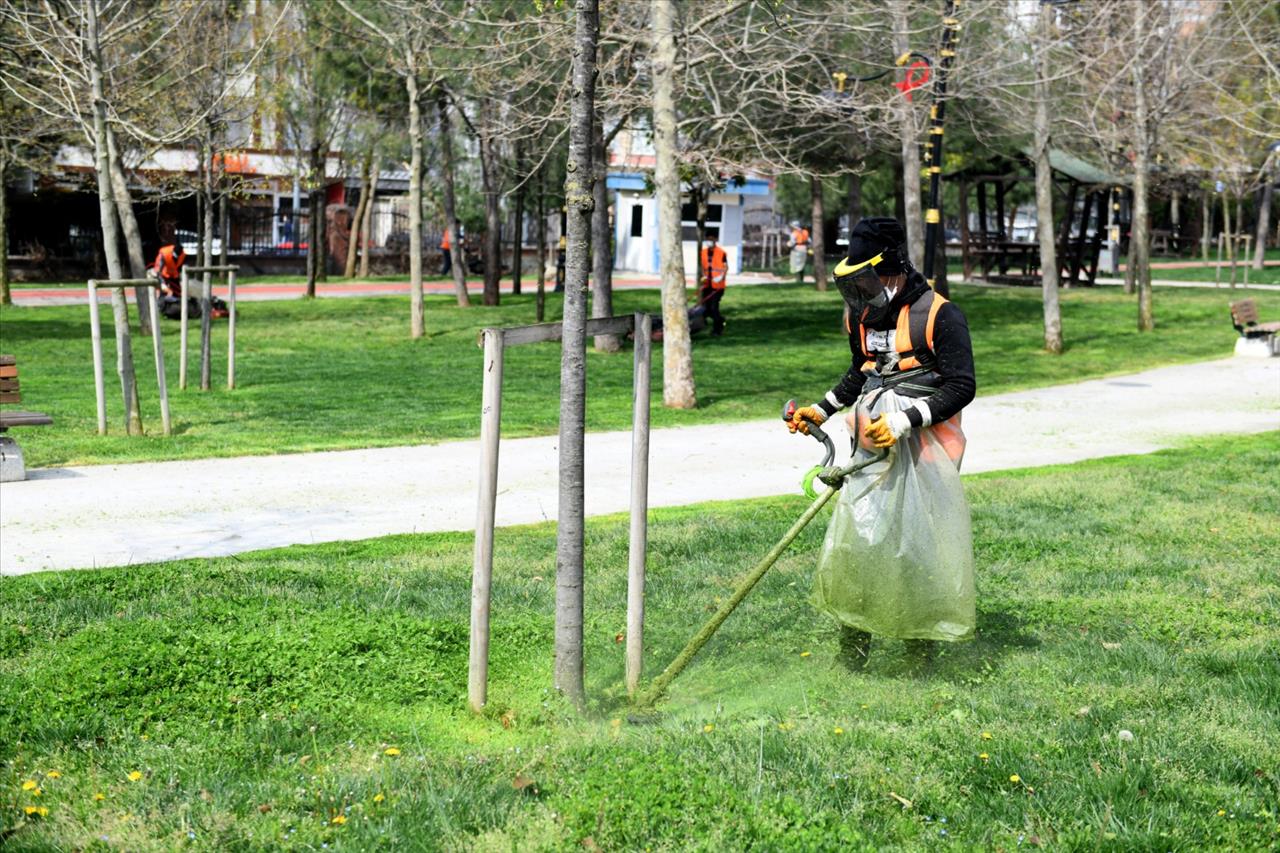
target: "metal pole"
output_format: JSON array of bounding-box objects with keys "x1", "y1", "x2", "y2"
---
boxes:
[
  {"x1": 227, "y1": 269, "x2": 237, "y2": 389},
  {"x1": 179, "y1": 267, "x2": 189, "y2": 389},
  {"x1": 468, "y1": 328, "x2": 505, "y2": 713},
  {"x1": 200, "y1": 270, "x2": 212, "y2": 390},
  {"x1": 626, "y1": 312, "x2": 652, "y2": 696},
  {"x1": 148, "y1": 286, "x2": 172, "y2": 436},
  {"x1": 89, "y1": 280, "x2": 106, "y2": 435}
]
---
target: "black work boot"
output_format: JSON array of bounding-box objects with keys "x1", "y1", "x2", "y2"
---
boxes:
[{"x1": 838, "y1": 626, "x2": 872, "y2": 671}]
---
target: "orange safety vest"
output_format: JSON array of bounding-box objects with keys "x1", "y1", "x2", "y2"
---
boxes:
[
  {"x1": 791, "y1": 227, "x2": 810, "y2": 247},
  {"x1": 154, "y1": 244, "x2": 185, "y2": 281},
  {"x1": 700, "y1": 245, "x2": 727, "y2": 290},
  {"x1": 441, "y1": 227, "x2": 451, "y2": 250}
]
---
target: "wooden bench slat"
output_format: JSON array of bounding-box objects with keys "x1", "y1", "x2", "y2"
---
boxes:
[
  {"x1": 0, "y1": 365, "x2": 16, "y2": 378},
  {"x1": 0, "y1": 355, "x2": 14, "y2": 366},
  {"x1": 0, "y1": 411, "x2": 51, "y2": 428},
  {"x1": 0, "y1": 392, "x2": 20, "y2": 404},
  {"x1": 0, "y1": 378, "x2": 17, "y2": 391}
]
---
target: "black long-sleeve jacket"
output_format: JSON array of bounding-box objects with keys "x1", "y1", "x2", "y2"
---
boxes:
[{"x1": 814, "y1": 271, "x2": 976, "y2": 427}]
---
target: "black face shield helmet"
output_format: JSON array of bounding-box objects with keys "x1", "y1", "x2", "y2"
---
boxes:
[{"x1": 832, "y1": 252, "x2": 887, "y2": 313}]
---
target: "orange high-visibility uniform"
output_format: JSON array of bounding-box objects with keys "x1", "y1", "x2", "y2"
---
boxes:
[
  {"x1": 441, "y1": 227, "x2": 452, "y2": 250},
  {"x1": 791, "y1": 226, "x2": 810, "y2": 247},
  {"x1": 154, "y1": 244, "x2": 186, "y2": 292},
  {"x1": 700, "y1": 244, "x2": 728, "y2": 290}
]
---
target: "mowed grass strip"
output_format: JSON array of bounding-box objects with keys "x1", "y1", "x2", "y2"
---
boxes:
[
  {"x1": 2, "y1": 434, "x2": 1277, "y2": 850},
  {"x1": 1, "y1": 283, "x2": 1276, "y2": 468}
]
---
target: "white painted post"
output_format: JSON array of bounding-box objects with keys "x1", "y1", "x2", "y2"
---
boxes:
[
  {"x1": 88, "y1": 280, "x2": 106, "y2": 435},
  {"x1": 148, "y1": 286, "x2": 172, "y2": 436},
  {"x1": 179, "y1": 267, "x2": 189, "y2": 389},
  {"x1": 469, "y1": 328, "x2": 505, "y2": 713},
  {"x1": 626, "y1": 312, "x2": 652, "y2": 696},
  {"x1": 199, "y1": 270, "x2": 212, "y2": 391},
  {"x1": 227, "y1": 269, "x2": 237, "y2": 389}
]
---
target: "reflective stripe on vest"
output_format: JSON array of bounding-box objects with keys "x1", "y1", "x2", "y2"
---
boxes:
[{"x1": 857, "y1": 290, "x2": 947, "y2": 373}]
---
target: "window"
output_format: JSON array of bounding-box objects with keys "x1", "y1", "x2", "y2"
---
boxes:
[
  {"x1": 630, "y1": 205, "x2": 644, "y2": 237},
  {"x1": 680, "y1": 202, "x2": 723, "y2": 241}
]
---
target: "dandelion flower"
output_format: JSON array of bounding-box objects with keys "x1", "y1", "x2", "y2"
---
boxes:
[
  {"x1": 31, "y1": 788, "x2": 42, "y2": 796},
  {"x1": 46, "y1": 771, "x2": 61, "y2": 779},
  {"x1": 1009, "y1": 774, "x2": 1021, "y2": 783},
  {"x1": 373, "y1": 793, "x2": 385, "y2": 803},
  {"x1": 94, "y1": 793, "x2": 106, "y2": 801},
  {"x1": 24, "y1": 805, "x2": 48, "y2": 817},
  {"x1": 800, "y1": 651, "x2": 811, "y2": 657},
  {"x1": 778, "y1": 722, "x2": 795, "y2": 732},
  {"x1": 979, "y1": 753, "x2": 989, "y2": 761},
  {"x1": 1217, "y1": 809, "x2": 1226, "y2": 817},
  {"x1": 331, "y1": 815, "x2": 347, "y2": 825},
  {"x1": 703, "y1": 724, "x2": 715, "y2": 733},
  {"x1": 383, "y1": 747, "x2": 401, "y2": 757},
  {"x1": 981, "y1": 732, "x2": 993, "y2": 740},
  {"x1": 833, "y1": 727, "x2": 844, "y2": 735},
  {"x1": 127, "y1": 771, "x2": 143, "y2": 782},
  {"x1": 22, "y1": 780, "x2": 37, "y2": 791}
]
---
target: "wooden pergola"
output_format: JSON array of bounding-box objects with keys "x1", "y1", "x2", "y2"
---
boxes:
[{"x1": 949, "y1": 149, "x2": 1125, "y2": 287}]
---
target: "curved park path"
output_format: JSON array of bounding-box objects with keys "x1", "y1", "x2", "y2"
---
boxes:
[{"x1": 1, "y1": 356, "x2": 1276, "y2": 575}]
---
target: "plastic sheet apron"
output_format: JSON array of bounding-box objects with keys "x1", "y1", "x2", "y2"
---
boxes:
[
  {"x1": 789, "y1": 246, "x2": 808, "y2": 274},
  {"x1": 812, "y1": 388, "x2": 975, "y2": 642}
]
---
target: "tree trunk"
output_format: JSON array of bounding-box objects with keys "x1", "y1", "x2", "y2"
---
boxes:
[
  {"x1": 88, "y1": 0, "x2": 141, "y2": 434},
  {"x1": 536, "y1": 167, "x2": 547, "y2": 322},
  {"x1": 893, "y1": 156, "x2": 906, "y2": 224},
  {"x1": 651, "y1": 0, "x2": 696, "y2": 409},
  {"x1": 1131, "y1": 2, "x2": 1153, "y2": 331},
  {"x1": 219, "y1": 188, "x2": 229, "y2": 269},
  {"x1": 346, "y1": 153, "x2": 372, "y2": 278},
  {"x1": 694, "y1": 185, "x2": 707, "y2": 288},
  {"x1": 306, "y1": 158, "x2": 322, "y2": 297},
  {"x1": 1201, "y1": 189, "x2": 1212, "y2": 263},
  {"x1": 512, "y1": 140, "x2": 524, "y2": 295},
  {"x1": 106, "y1": 125, "x2": 151, "y2": 335},
  {"x1": 480, "y1": 133, "x2": 501, "y2": 306},
  {"x1": 359, "y1": 160, "x2": 379, "y2": 279},
  {"x1": 0, "y1": 156, "x2": 10, "y2": 306},
  {"x1": 810, "y1": 176, "x2": 827, "y2": 291},
  {"x1": 1255, "y1": 159, "x2": 1274, "y2": 271},
  {"x1": 437, "y1": 96, "x2": 470, "y2": 306},
  {"x1": 591, "y1": 107, "x2": 619, "y2": 352},
  {"x1": 555, "y1": 0, "x2": 598, "y2": 709},
  {"x1": 892, "y1": 0, "x2": 924, "y2": 269},
  {"x1": 1034, "y1": 1, "x2": 1062, "y2": 354},
  {"x1": 407, "y1": 72, "x2": 424, "y2": 334},
  {"x1": 846, "y1": 172, "x2": 862, "y2": 244}
]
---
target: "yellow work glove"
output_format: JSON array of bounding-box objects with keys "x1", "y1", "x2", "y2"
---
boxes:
[
  {"x1": 788, "y1": 405, "x2": 826, "y2": 435},
  {"x1": 864, "y1": 411, "x2": 912, "y2": 448}
]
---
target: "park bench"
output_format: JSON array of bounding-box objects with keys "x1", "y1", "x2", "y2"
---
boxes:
[
  {"x1": 0, "y1": 355, "x2": 53, "y2": 482},
  {"x1": 1229, "y1": 299, "x2": 1280, "y2": 358}
]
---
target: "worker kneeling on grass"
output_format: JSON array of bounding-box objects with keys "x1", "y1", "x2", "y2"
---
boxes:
[{"x1": 787, "y1": 216, "x2": 976, "y2": 668}]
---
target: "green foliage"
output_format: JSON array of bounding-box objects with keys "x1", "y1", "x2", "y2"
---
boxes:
[
  {"x1": 1, "y1": 284, "x2": 1277, "y2": 467},
  {"x1": 1, "y1": 435, "x2": 1277, "y2": 849}
]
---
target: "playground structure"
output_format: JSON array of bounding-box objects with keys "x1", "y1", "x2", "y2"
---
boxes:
[
  {"x1": 87, "y1": 278, "x2": 171, "y2": 436},
  {"x1": 179, "y1": 265, "x2": 240, "y2": 391},
  {"x1": 469, "y1": 312, "x2": 653, "y2": 712}
]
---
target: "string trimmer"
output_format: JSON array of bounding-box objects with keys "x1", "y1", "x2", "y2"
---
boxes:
[{"x1": 632, "y1": 407, "x2": 888, "y2": 709}]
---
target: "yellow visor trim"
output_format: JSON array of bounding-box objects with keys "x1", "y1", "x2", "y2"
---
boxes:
[{"x1": 833, "y1": 252, "x2": 884, "y2": 277}]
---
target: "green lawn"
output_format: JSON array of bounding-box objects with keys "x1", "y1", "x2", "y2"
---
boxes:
[
  {"x1": 2, "y1": 433, "x2": 1276, "y2": 849},
  {"x1": 1, "y1": 284, "x2": 1276, "y2": 467}
]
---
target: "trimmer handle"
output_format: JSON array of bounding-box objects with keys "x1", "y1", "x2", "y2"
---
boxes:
[{"x1": 783, "y1": 399, "x2": 835, "y2": 468}]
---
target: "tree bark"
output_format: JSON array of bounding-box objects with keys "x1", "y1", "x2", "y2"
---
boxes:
[
  {"x1": 555, "y1": 0, "x2": 598, "y2": 709},
  {"x1": 305, "y1": 139, "x2": 322, "y2": 299},
  {"x1": 359, "y1": 159, "x2": 379, "y2": 279},
  {"x1": 892, "y1": 0, "x2": 924, "y2": 269},
  {"x1": 106, "y1": 125, "x2": 151, "y2": 334},
  {"x1": 1201, "y1": 189, "x2": 1212, "y2": 263},
  {"x1": 1034, "y1": 1, "x2": 1062, "y2": 354},
  {"x1": 810, "y1": 176, "x2": 827, "y2": 291},
  {"x1": 512, "y1": 140, "x2": 524, "y2": 296},
  {"x1": 0, "y1": 155, "x2": 10, "y2": 306},
  {"x1": 406, "y1": 72, "x2": 424, "y2": 334},
  {"x1": 651, "y1": 0, "x2": 696, "y2": 409},
  {"x1": 845, "y1": 172, "x2": 861, "y2": 244},
  {"x1": 346, "y1": 153, "x2": 372, "y2": 278},
  {"x1": 536, "y1": 166, "x2": 547, "y2": 322},
  {"x1": 591, "y1": 107, "x2": 619, "y2": 352},
  {"x1": 1131, "y1": 2, "x2": 1153, "y2": 331},
  {"x1": 88, "y1": 0, "x2": 141, "y2": 434},
  {"x1": 437, "y1": 96, "x2": 470, "y2": 307},
  {"x1": 1255, "y1": 158, "x2": 1274, "y2": 271},
  {"x1": 480, "y1": 133, "x2": 501, "y2": 306}
]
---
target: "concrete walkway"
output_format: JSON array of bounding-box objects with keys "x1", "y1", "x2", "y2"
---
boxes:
[{"x1": 2, "y1": 357, "x2": 1277, "y2": 575}]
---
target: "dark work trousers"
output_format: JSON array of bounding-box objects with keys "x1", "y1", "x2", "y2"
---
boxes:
[
  {"x1": 440, "y1": 250, "x2": 452, "y2": 276},
  {"x1": 700, "y1": 286, "x2": 725, "y2": 335}
]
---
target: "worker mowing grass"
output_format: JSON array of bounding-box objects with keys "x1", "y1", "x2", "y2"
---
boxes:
[{"x1": 789, "y1": 216, "x2": 977, "y2": 667}]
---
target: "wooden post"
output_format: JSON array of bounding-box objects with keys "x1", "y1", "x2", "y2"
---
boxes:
[
  {"x1": 626, "y1": 312, "x2": 652, "y2": 696},
  {"x1": 147, "y1": 286, "x2": 172, "y2": 436},
  {"x1": 227, "y1": 269, "x2": 238, "y2": 389},
  {"x1": 88, "y1": 280, "x2": 107, "y2": 435},
  {"x1": 199, "y1": 270, "x2": 212, "y2": 391},
  {"x1": 469, "y1": 327, "x2": 505, "y2": 713},
  {"x1": 179, "y1": 267, "x2": 190, "y2": 389}
]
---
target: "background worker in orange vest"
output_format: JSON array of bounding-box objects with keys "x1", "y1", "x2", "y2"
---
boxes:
[
  {"x1": 440, "y1": 218, "x2": 460, "y2": 276},
  {"x1": 787, "y1": 216, "x2": 976, "y2": 669},
  {"x1": 788, "y1": 219, "x2": 810, "y2": 283},
  {"x1": 152, "y1": 237, "x2": 187, "y2": 296},
  {"x1": 698, "y1": 234, "x2": 729, "y2": 336}
]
